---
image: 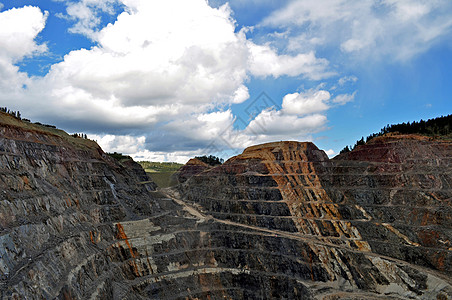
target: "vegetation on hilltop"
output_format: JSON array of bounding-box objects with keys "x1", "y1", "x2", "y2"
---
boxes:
[
  {"x1": 340, "y1": 114, "x2": 452, "y2": 154},
  {"x1": 138, "y1": 156, "x2": 223, "y2": 188},
  {"x1": 195, "y1": 155, "x2": 224, "y2": 166},
  {"x1": 107, "y1": 152, "x2": 132, "y2": 161},
  {"x1": 0, "y1": 108, "x2": 97, "y2": 150},
  {"x1": 1, "y1": 107, "x2": 58, "y2": 128},
  {"x1": 1, "y1": 107, "x2": 21, "y2": 119},
  {"x1": 138, "y1": 161, "x2": 183, "y2": 188}
]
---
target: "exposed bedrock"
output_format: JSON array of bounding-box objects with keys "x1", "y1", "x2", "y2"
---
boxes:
[
  {"x1": 1, "y1": 112, "x2": 451, "y2": 299},
  {"x1": 177, "y1": 139, "x2": 452, "y2": 299},
  {"x1": 0, "y1": 120, "x2": 158, "y2": 299}
]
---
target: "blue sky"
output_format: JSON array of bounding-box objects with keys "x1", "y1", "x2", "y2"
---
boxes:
[{"x1": 0, "y1": 0, "x2": 451, "y2": 162}]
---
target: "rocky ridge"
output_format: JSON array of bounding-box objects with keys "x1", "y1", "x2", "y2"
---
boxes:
[{"x1": 0, "y1": 112, "x2": 451, "y2": 299}]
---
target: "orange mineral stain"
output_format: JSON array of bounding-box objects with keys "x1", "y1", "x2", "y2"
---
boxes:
[
  {"x1": 90, "y1": 231, "x2": 95, "y2": 244},
  {"x1": 116, "y1": 223, "x2": 141, "y2": 276},
  {"x1": 238, "y1": 142, "x2": 371, "y2": 252}
]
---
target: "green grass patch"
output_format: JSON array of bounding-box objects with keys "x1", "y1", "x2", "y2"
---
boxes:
[
  {"x1": 138, "y1": 161, "x2": 183, "y2": 172},
  {"x1": 139, "y1": 161, "x2": 183, "y2": 188},
  {"x1": 146, "y1": 171, "x2": 179, "y2": 188}
]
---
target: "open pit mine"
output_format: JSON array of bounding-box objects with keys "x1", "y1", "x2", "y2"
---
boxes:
[{"x1": 0, "y1": 111, "x2": 451, "y2": 299}]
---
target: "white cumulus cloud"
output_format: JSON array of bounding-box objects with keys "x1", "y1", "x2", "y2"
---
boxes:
[
  {"x1": 56, "y1": 0, "x2": 120, "y2": 39},
  {"x1": 0, "y1": 6, "x2": 48, "y2": 61},
  {"x1": 0, "y1": 0, "x2": 345, "y2": 162},
  {"x1": 248, "y1": 43, "x2": 334, "y2": 80},
  {"x1": 90, "y1": 134, "x2": 146, "y2": 154},
  {"x1": 263, "y1": 0, "x2": 452, "y2": 61},
  {"x1": 238, "y1": 87, "x2": 356, "y2": 145},
  {"x1": 332, "y1": 92, "x2": 356, "y2": 105},
  {"x1": 282, "y1": 90, "x2": 331, "y2": 115},
  {"x1": 246, "y1": 109, "x2": 327, "y2": 136},
  {"x1": 324, "y1": 149, "x2": 336, "y2": 157},
  {"x1": 0, "y1": 6, "x2": 47, "y2": 93}
]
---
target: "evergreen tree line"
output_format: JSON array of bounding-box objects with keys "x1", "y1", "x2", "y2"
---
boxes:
[
  {"x1": 1, "y1": 107, "x2": 21, "y2": 119},
  {"x1": 107, "y1": 152, "x2": 132, "y2": 161},
  {"x1": 2, "y1": 107, "x2": 94, "y2": 142},
  {"x1": 340, "y1": 114, "x2": 452, "y2": 154},
  {"x1": 71, "y1": 133, "x2": 88, "y2": 139},
  {"x1": 1, "y1": 106, "x2": 56, "y2": 127},
  {"x1": 195, "y1": 155, "x2": 224, "y2": 166}
]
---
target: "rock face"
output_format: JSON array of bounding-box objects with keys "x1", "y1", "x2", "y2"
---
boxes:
[
  {"x1": 0, "y1": 113, "x2": 160, "y2": 298},
  {"x1": 1, "y1": 112, "x2": 451, "y2": 299},
  {"x1": 172, "y1": 158, "x2": 210, "y2": 184},
  {"x1": 177, "y1": 139, "x2": 452, "y2": 299}
]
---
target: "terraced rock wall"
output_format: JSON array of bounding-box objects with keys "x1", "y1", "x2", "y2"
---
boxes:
[
  {"x1": 0, "y1": 118, "x2": 160, "y2": 298},
  {"x1": 177, "y1": 139, "x2": 452, "y2": 299}
]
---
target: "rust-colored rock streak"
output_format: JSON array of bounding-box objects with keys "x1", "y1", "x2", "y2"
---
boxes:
[{"x1": 234, "y1": 142, "x2": 371, "y2": 252}]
